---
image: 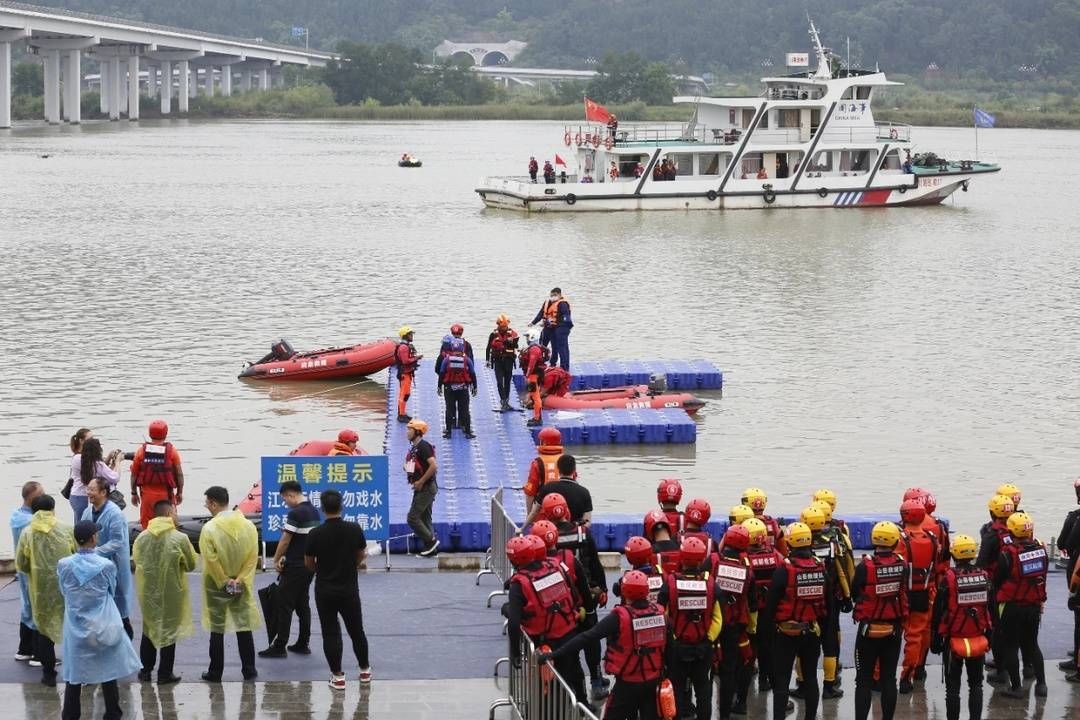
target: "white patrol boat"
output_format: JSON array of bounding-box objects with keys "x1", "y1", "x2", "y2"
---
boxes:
[{"x1": 476, "y1": 22, "x2": 1000, "y2": 213}]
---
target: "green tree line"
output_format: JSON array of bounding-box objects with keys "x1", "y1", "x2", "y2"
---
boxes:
[{"x1": 24, "y1": 0, "x2": 1080, "y2": 81}]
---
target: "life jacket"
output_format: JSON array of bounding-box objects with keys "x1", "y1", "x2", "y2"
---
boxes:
[
  {"x1": 489, "y1": 329, "x2": 519, "y2": 359},
  {"x1": 543, "y1": 368, "x2": 572, "y2": 396},
  {"x1": 543, "y1": 297, "x2": 568, "y2": 328},
  {"x1": 604, "y1": 603, "x2": 666, "y2": 682},
  {"x1": 555, "y1": 523, "x2": 599, "y2": 588},
  {"x1": 653, "y1": 540, "x2": 682, "y2": 576},
  {"x1": 901, "y1": 526, "x2": 939, "y2": 592},
  {"x1": 774, "y1": 555, "x2": 827, "y2": 624},
  {"x1": 395, "y1": 341, "x2": 419, "y2": 375},
  {"x1": 661, "y1": 509, "x2": 685, "y2": 535},
  {"x1": 520, "y1": 345, "x2": 547, "y2": 378},
  {"x1": 938, "y1": 566, "x2": 992, "y2": 638},
  {"x1": 133, "y1": 442, "x2": 176, "y2": 489},
  {"x1": 714, "y1": 553, "x2": 751, "y2": 626},
  {"x1": 404, "y1": 440, "x2": 435, "y2": 484},
  {"x1": 528, "y1": 451, "x2": 562, "y2": 496},
  {"x1": 746, "y1": 546, "x2": 782, "y2": 607},
  {"x1": 328, "y1": 442, "x2": 355, "y2": 456},
  {"x1": 680, "y1": 529, "x2": 715, "y2": 564},
  {"x1": 665, "y1": 571, "x2": 715, "y2": 644},
  {"x1": 510, "y1": 561, "x2": 578, "y2": 642},
  {"x1": 853, "y1": 553, "x2": 907, "y2": 623},
  {"x1": 996, "y1": 539, "x2": 1048, "y2": 605},
  {"x1": 550, "y1": 549, "x2": 584, "y2": 610},
  {"x1": 758, "y1": 514, "x2": 783, "y2": 550},
  {"x1": 440, "y1": 339, "x2": 471, "y2": 386}
]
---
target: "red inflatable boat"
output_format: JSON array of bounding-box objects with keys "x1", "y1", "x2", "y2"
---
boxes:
[
  {"x1": 542, "y1": 385, "x2": 705, "y2": 415},
  {"x1": 236, "y1": 438, "x2": 367, "y2": 514},
  {"x1": 238, "y1": 338, "x2": 397, "y2": 381}
]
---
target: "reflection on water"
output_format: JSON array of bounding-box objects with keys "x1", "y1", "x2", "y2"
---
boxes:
[{"x1": 0, "y1": 120, "x2": 1078, "y2": 549}]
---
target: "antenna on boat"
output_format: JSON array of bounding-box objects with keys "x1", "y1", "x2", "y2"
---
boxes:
[{"x1": 807, "y1": 14, "x2": 832, "y2": 80}]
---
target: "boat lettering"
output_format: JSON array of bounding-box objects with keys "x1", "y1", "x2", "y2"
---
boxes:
[
  {"x1": 920, "y1": 177, "x2": 942, "y2": 188},
  {"x1": 300, "y1": 360, "x2": 329, "y2": 370},
  {"x1": 269, "y1": 368, "x2": 285, "y2": 374}
]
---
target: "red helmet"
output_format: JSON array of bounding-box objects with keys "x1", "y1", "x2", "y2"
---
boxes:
[
  {"x1": 525, "y1": 535, "x2": 547, "y2": 562},
  {"x1": 723, "y1": 525, "x2": 751, "y2": 552},
  {"x1": 685, "y1": 498, "x2": 711, "y2": 526},
  {"x1": 338, "y1": 428, "x2": 359, "y2": 444},
  {"x1": 506, "y1": 536, "x2": 534, "y2": 567},
  {"x1": 537, "y1": 427, "x2": 562, "y2": 448},
  {"x1": 643, "y1": 510, "x2": 670, "y2": 540},
  {"x1": 542, "y1": 493, "x2": 571, "y2": 523},
  {"x1": 450, "y1": 323, "x2": 464, "y2": 337},
  {"x1": 679, "y1": 536, "x2": 708, "y2": 568},
  {"x1": 657, "y1": 478, "x2": 683, "y2": 505},
  {"x1": 903, "y1": 487, "x2": 929, "y2": 502},
  {"x1": 530, "y1": 520, "x2": 559, "y2": 550},
  {"x1": 900, "y1": 498, "x2": 926, "y2": 525},
  {"x1": 620, "y1": 570, "x2": 651, "y2": 601},
  {"x1": 922, "y1": 493, "x2": 937, "y2": 514},
  {"x1": 624, "y1": 536, "x2": 655, "y2": 567},
  {"x1": 148, "y1": 419, "x2": 169, "y2": 441}
]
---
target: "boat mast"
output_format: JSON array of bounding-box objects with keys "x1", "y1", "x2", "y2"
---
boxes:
[{"x1": 808, "y1": 15, "x2": 832, "y2": 81}]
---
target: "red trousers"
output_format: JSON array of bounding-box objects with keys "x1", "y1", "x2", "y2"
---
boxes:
[
  {"x1": 138, "y1": 485, "x2": 173, "y2": 529},
  {"x1": 397, "y1": 373, "x2": 413, "y2": 416}
]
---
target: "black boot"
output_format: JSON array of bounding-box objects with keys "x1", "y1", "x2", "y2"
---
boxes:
[{"x1": 969, "y1": 688, "x2": 983, "y2": 720}]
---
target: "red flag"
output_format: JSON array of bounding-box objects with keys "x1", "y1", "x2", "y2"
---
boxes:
[
  {"x1": 584, "y1": 96, "x2": 613, "y2": 124},
  {"x1": 554, "y1": 154, "x2": 567, "y2": 166}
]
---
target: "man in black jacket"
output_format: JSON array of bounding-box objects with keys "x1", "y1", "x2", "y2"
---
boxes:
[{"x1": 1058, "y1": 479, "x2": 1080, "y2": 674}]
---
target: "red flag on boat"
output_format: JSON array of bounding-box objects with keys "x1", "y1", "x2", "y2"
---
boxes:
[
  {"x1": 584, "y1": 96, "x2": 613, "y2": 123},
  {"x1": 554, "y1": 154, "x2": 567, "y2": 166}
]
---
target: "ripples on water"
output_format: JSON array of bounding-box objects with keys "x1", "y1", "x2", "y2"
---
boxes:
[{"x1": 0, "y1": 120, "x2": 1077, "y2": 552}]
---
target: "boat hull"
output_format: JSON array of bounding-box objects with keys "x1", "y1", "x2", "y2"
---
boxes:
[
  {"x1": 239, "y1": 338, "x2": 397, "y2": 381},
  {"x1": 543, "y1": 388, "x2": 704, "y2": 415},
  {"x1": 477, "y1": 172, "x2": 992, "y2": 213}
]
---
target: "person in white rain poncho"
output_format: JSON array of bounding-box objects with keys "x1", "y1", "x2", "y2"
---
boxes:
[{"x1": 58, "y1": 520, "x2": 142, "y2": 720}]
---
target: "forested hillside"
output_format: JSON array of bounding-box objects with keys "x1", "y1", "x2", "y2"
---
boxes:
[{"x1": 27, "y1": 0, "x2": 1080, "y2": 80}]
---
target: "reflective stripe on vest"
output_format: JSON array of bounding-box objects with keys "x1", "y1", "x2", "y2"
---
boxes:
[{"x1": 134, "y1": 442, "x2": 176, "y2": 489}]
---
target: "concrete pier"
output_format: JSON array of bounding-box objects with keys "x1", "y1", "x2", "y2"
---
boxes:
[
  {"x1": 42, "y1": 48, "x2": 59, "y2": 124},
  {"x1": 159, "y1": 59, "x2": 170, "y2": 114},
  {"x1": 126, "y1": 53, "x2": 138, "y2": 120},
  {"x1": 63, "y1": 48, "x2": 79, "y2": 123}
]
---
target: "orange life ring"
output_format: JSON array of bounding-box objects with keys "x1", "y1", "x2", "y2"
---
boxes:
[
  {"x1": 889, "y1": 128, "x2": 898, "y2": 139},
  {"x1": 604, "y1": 136, "x2": 614, "y2": 150},
  {"x1": 591, "y1": 134, "x2": 601, "y2": 148},
  {"x1": 575, "y1": 132, "x2": 583, "y2": 146},
  {"x1": 564, "y1": 131, "x2": 572, "y2": 146}
]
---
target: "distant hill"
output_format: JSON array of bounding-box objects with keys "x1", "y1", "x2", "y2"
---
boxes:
[{"x1": 26, "y1": 0, "x2": 1080, "y2": 80}]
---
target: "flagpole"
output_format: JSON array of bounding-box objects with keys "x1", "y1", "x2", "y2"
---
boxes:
[{"x1": 974, "y1": 105, "x2": 979, "y2": 161}]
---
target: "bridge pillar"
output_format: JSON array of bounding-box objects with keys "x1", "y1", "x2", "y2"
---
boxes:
[
  {"x1": 220, "y1": 66, "x2": 232, "y2": 96},
  {"x1": 98, "y1": 60, "x2": 109, "y2": 115},
  {"x1": 145, "y1": 64, "x2": 156, "y2": 99},
  {"x1": 43, "y1": 49, "x2": 61, "y2": 125},
  {"x1": 63, "y1": 49, "x2": 81, "y2": 124},
  {"x1": 127, "y1": 54, "x2": 139, "y2": 120},
  {"x1": 203, "y1": 67, "x2": 214, "y2": 97},
  {"x1": 240, "y1": 69, "x2": 251, "y2": 92},
  {"x1": 177, "y1": 60, "x2": 189, "y2": 112},
  {"x1": 0, "y1": 41, "x2": 10, "y2": 129},
  {"x1": 258, "y1": 67, "x2": 269, "y2": 91},
  {"x1": 159, "y1": 60, "x2": 171, "y2": 114},
  {"x1": 109, "y1": 57, "x2": 121, "y2": 120}
]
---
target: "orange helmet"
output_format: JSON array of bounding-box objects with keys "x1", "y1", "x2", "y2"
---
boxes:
[
  {"x1": 679, "y1": 536, "x2": 708, "y2": 568},
  {"x1": 624, "y1": 536, "x2": 655, "y2": 566},
  {"x1": 450, "y1": 323, "x2": 464, "y2": 337},
  {"x1": 148, "y1": 419, "x2": 169, "y2": 441},
  {"x1": 685, "y1": 498, "x2": 711, "y2": 526},
  {"x1": 537, "y1": 427, "x2": 562, "y2": 448},
  {"x1": 900, "y1": 498, "x2": 926, "y2": 525},
  {"x1": 496, "y1": 314, "x2": 511, "y2": 328},
  {"x1": 337, "y1": 429, "x2": 359, "y2": 444},
  {"x1": 530, "y1": 520, "x2": 558, "y2": 550},
  {"x1": 506, "y1": 536, "x2": 535, "y2": 567},
  {"x1": 724, "y1": 524, "x2": 751, "y2": 552},
  {"x1": 621, "y1": 570, "x2": 651, "y2": 601},
  {"x1": 657, "y1": 478, "x2": 683, "y2": 505},
  {"x1": 542, "y1": 493, "x2": 571, "y2": 523},
  {"x1": 643, "y1": 510, "x2": 671, "y2": 540}
]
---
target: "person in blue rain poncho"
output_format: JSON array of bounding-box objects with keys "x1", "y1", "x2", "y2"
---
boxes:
[
  {"x1": 58, "y1": 520, "x2": 142, "y2": 720},
  {"x1": 83, "y1": 477, "x2": 134, "y2": 638},
  {"x1": 10, "y1": 481, "x2": 44, "y2": 662}
]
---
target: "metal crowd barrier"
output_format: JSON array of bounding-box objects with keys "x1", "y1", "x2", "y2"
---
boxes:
[
  {"x1": 477, "y1": 489, "x2": 520, "y2": 607},
  {"x1": 490, "y1": 634, "x2": 600, "y2": 720}
]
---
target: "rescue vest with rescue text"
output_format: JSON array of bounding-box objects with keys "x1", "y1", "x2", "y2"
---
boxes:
[
  {"x1": 133, "y1": 442, "x2": 177, "y2": 489},
  {"x1": 604, "y1": 603, "x2": 666, "y2": 682},
  {"x1": 853, "y1": 553, "x2": 907, "y2": 623},
  {"x1": 938, "y1": 566, "x2": 992, "y2": 638}
]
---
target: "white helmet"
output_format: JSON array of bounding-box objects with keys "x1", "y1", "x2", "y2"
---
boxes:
[{"x1": 526, "y1": 329, "x2": 541, "y2": 345}]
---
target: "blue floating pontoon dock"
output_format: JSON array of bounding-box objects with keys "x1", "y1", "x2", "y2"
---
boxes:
[
  {"x1": 533, "y1": 408, "x2": 697, "y2": 445},
  {"x1": 513, "y1": 359, "x2": 724, "y2": 392}
]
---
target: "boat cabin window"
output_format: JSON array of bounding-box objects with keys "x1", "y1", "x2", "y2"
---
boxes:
[
  {"x1": 856, "y1": 86, "x2": 872, "y2": 100},
  {"x1": 670, "y1": 153, "x2": 695, "y2": 177},
  {"x1": 809, "y1": 151, "x2": 833, "y2": 173},
  {"x1": 839, "y1": 149, "x2": 875, "y2": 174},
  {"x1": 841, "y1": 87, "x2": 854, "y2": 99},
  {"x1": 778, "y1": 109, "x2": 800, "y2": 128},
  {"x1": 774, "y1": 151, "x2": 804, "y2": 179},
  {"x1": 740, "y1": 152, "x2": 763, "y2": 178},
  {"x1": 583, "y1": 149, "x2": 595, "y2": 173},
  {"x1": 618, "y1": 155, "x2": 645, "y2": 178},
  {"x1": 759, "y1": 112, "x2": 769, "y2": 129},
  {"x1": 742, "y1": 108, "x2": 755, "y2": 128},
  {"x1": 881, "y1": 149, "x2": 901, "y2": 171},
  {"x1": 698, "y1": 153, "x2": 721, "y2": 175}
]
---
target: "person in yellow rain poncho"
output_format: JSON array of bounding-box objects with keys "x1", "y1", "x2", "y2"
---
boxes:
[
  {"x1": 132, "y1": 499, "x2": 197, "y2": 684},
  {"x1": 14, "y1": 494, "x2": 76, "y2": 686},
  {"x1": 199, "y1": 486, "x2": 260, "y2": 682}
]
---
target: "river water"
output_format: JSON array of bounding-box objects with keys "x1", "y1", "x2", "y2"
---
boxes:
[{"x1": 0, "y1": 119, "x2": 1077, "y2": 553}]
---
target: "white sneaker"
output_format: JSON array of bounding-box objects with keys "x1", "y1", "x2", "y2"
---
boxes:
[
  {"x1": 14, "y1": 653, "x2": 32, "y2": 662},
  {"x1": 419, "y1": 539, "x2": 440, "y2": 557},
  {"x1": 328, "y1": 673, "x2": 346, "y2": 690},
  {"x1": 359, "y1": 667, "x2": 373, "y2": 684}
]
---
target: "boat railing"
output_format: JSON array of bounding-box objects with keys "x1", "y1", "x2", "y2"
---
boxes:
[
  {"x1": 817, "y1": 126, "x2": 884, "y2": 144},
  {"x1": 763, "y1": 86, "x2": 825, "y2": 101},
  {"x1": 875, "y1": 121, "x2": 912, "y2": 141}
]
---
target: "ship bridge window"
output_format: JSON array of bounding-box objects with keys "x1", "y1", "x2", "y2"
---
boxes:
[
  {"x1": 740, "y1": 152, "x2": 763, "y2": 178},
  {"x1": 856, "y1": 86, "x2": 872, "y2": 100},
  {"x1": 778, "y1": 109, "x2": 800, "y2": 128},
  {"x1": 881, "y1": 149, "x2": 901, "y2": 170},
  {"x1": 809, "y1": 151, "x2": 833, "y2": 172},
  {"x1": 840, "y1": 149, "x2": 875, "y2": 174},
  {"x1": 699, "y1": 153, "x2": 721, "y2": 175},
  {"x1": 841, "y1": 87, "x2": 854, "y2": 99},
  {"x1": 671, "y1": 153, "x2": 695, "y2": 177}
]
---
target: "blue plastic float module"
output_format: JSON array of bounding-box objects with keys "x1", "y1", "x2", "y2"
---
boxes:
[
  {"x1": 532, "y1": 408, "x2": 697, "y2": 445},
  {"x1": 512, "y1": 359, "x2": 723, "y2": 393}
]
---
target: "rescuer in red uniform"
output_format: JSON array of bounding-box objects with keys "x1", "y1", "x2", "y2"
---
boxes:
[
  {"x1": 394, "y1": 326, "x2": 422, "y2": 423},
  {"x1": 130, "y1": 419, "x2": 184, "y2": 530}
]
